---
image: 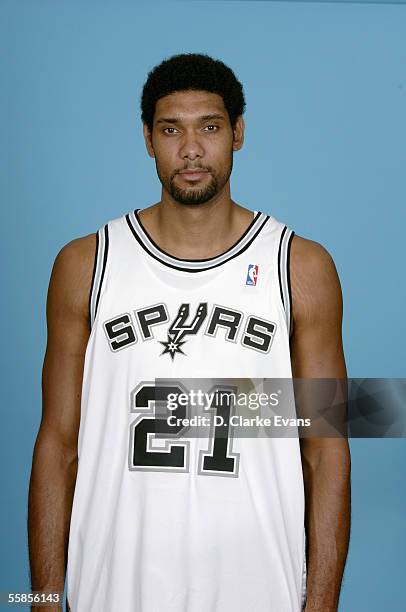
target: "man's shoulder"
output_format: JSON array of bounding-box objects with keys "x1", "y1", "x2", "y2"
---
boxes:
[
  {"x1": 54, "y1": 233, "x2": 97, "y2": 273},
  {"x1": 49, "y1": 234, "x2": 97, "y2": 317},
  {"x1": 53, "y1": 209, "x2": 129, "y2": 277},
  {"x1": 290, "y1": 234, "x2": 338, "y2": 279},
  {"x1": 289, "y1": 234, "x2": 342, "y2": 326}
]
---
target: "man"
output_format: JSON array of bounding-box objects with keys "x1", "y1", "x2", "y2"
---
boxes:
[{"x1": 28, "y1": 53, "x2": 351, "y2": 612}]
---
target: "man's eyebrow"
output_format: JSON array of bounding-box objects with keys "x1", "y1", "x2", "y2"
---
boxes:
[
  {"x1": 199, "y1": 114, "x2": 226, "y2": 122},
  {"x1": 156, "y1": 113, "x2": 226, "y2": 125}
]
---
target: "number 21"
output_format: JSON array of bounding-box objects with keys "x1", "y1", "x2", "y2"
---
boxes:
[{"x1": 128, "y1": 382, "x2": 240, "y2": 477}]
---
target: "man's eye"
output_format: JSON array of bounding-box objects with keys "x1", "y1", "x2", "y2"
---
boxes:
[
  {"x1": 163, "y1": 127, "x2": 179, "y2": 134},
  {"x1": 203, "y1": 125, "x2": 218, "y2": 132}
]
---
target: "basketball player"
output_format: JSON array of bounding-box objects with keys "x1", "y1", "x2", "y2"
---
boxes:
[{"x1": 28, "y1": 54, "x2": 351, "y2": 612}]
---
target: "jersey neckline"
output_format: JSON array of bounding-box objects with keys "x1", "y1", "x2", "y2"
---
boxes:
[{"x1": 125, "y1": 208, "x2": 270, "y2": 273}]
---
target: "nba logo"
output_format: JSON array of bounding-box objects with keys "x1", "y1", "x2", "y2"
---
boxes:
[{"x1": 246, "y1": 264, "x2": 259, "y2": 286}]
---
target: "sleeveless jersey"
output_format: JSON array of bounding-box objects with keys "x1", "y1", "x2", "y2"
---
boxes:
[{"x1": 66, "y1": 208, "x2": 307, "y2": 612}]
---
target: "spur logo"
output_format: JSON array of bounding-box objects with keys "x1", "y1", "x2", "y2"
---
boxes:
[{"x1": 103, "y1": 302, "x2": 276, "y2": 361}]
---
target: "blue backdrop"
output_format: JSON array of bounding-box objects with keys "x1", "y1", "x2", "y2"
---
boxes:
[{"x1": 1, "y1": 1, "x2": 405, "y2": 610}]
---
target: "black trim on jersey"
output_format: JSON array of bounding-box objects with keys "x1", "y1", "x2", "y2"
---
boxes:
[
  {"x1": 133, "y1": 208, "x2": 261, "y2": 263},
  {"x1": 278, "y1": 226, "x2": 287, "y2": 309},
  {"x1": 88, "y1": 230, "x2": 99, "y2": 327},
  {"x1": 94, "y1": 224, "x2": 109, "y2": 319},
  {"x1": 287, "y1": 230, "x2": 295, "y2": 336},
  {"x1": 125, "y1": 212, "x2": 270, "y2": 273}
]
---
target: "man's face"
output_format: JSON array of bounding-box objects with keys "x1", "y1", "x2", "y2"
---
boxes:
[{"x1": 144, "y1": 90, "x2": 244, "y2": 205}]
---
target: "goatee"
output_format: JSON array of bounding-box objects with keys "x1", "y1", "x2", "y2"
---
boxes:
[{"x1": 168, "y1": 175, "x2": 219, "y2": 205}]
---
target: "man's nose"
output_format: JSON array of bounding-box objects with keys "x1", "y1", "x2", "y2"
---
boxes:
[{"x1": 179, "y1": 131, "x2": 204, "y2": 160}]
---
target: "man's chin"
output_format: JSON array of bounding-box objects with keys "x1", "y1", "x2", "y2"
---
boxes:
[
  {"x1": 170, "y1": 186, "x2": 217, "y2": 206},
  {"x1": 172, "y1": 196, "x2": 214, "y2": 206}
]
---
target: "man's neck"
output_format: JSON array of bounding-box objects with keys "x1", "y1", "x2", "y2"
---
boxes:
[{"x1": 138, "y1": 196, "x2": 255, "y2": 260}]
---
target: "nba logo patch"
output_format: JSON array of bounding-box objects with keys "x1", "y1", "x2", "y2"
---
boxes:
[{"x1": 246, "y1": 264, "x2": 259, "y2": 286}]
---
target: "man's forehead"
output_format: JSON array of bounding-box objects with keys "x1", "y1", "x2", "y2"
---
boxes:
[{"x1": 154, "y1": 90, "x2": 226, "y2": 119}]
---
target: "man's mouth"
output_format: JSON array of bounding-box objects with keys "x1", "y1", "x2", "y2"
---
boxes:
[{"x1": 177, "y1": 169, "x2": 209, "y2": 181}]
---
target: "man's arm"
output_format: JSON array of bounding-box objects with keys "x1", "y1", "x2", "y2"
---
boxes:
[
  {"x1": 290, "y1": 235, "x2": 351, "y2": 612},
  {"x1": 28, "y1": 234, "x2": 96, "y2": 611}
]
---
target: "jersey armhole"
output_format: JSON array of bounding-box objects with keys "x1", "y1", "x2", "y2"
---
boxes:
[
  {"x1": 89, "y1": 224, "x2": 109, "y2": 329},
  {"x1": 277, "y1": 225, "x2": 295, "y2": 338}
]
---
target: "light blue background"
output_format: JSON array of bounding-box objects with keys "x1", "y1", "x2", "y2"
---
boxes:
[{"x1": 1, "y1": 1, "x2": 405, "y2": 610}]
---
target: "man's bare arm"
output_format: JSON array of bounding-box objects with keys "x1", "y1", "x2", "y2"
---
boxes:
[
  {"x1": 290, "y1": 236, "x2": 351, "y2": 612},
  {"x1": 28, "y1": 234, "x2": 96, "y2": 610}
]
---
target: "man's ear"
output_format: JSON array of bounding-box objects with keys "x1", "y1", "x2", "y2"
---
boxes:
[
  {"x1": 143, "y1": 123, "x2": 155, "y2": 158},
  {"x1": 232, "y1": 116, "x2": 245, "y2": 152}
]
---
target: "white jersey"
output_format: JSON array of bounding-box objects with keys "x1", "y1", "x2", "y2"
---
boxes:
[{"x1": 66, "y1": 208, "x2": 307, "y2": 612}]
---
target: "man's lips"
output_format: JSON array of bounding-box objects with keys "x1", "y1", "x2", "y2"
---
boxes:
[{"x1": 177, "y1": 169, "x2": 209, "y2": 181}]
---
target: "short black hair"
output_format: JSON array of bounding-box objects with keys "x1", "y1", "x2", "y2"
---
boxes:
[{"x1": 141, "y1": 53, "x2": 246, "y2": 132}]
